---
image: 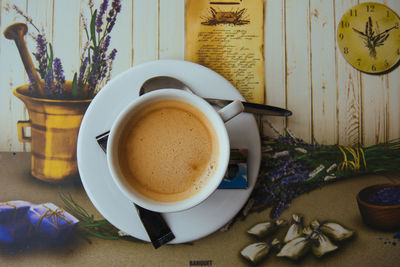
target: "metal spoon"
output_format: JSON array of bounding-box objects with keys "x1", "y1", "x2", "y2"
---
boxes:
[{"x1": 139, "y1": 76, "x2": 292, "y2": 117}]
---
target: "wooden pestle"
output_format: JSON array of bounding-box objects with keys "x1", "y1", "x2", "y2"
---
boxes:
[{"x1": 3, "y1": 22, "x2": 45, "y2": 97}]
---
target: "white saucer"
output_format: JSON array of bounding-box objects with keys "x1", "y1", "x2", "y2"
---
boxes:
[{"x1": 77, "y1": 60, "x2": 261, "y2": 244}]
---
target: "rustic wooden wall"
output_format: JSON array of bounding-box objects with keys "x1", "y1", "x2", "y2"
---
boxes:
[{"x1": 0, "y1": 0, "x2": 399, "y2": 152}]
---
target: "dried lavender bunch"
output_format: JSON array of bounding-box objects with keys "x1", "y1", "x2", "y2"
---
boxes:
[
  {"x1": 13, "y1": 5, "x2": 65, "y2": 98},
  {"x1": 251, "y1": 129, "x2": 400, "y2": 219},
  {"x1": 12, "y1": 0, "x2": 121, "y2": 99},
  {"x1": 75, "y1": 0, "x2": 121, "y2": 98}
]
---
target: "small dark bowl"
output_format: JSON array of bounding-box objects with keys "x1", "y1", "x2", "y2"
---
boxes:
[{"x1": 356, "y1": 183, "x2": 400, "y2": 230}]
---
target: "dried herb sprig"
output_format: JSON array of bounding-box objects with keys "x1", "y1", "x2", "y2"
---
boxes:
[
  {"x1": 12, "y1": 0, "x2": 121, "y2": 99},
  {"x1": 59, "y1": 190, "x2": 141, "y2": 244},
  {"x1": 250, "y1": 128, "x2": 400, "y2": 219},
  {"x1": 352, "y1": 16, "x2": 398, "y2": 59},
  {"x1": 75, "y1": 0, "x2": 121, "y2": 98},
  {"x1": 12, "y1": 5, "x2": 65, "y2": 98}
]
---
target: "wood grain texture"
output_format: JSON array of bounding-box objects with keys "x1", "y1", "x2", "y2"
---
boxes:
[
  {"x1": 159, "y1": 0, "x2": 184, "y2": 60},
  {"x1": 110, "y1": 0, "x2": 134, "y2": 73},
  {"x1": 262, "y1": 0, "x2": 287, "y2": 138},
  {"x1": 310, "y1": 0, "x2": 337, "y2": 144},
  {"x1": 132, "y1": 0, "x2": 158, "y2": 64},
  {"x1": 359, "y1": 0, "x2": 387, "y2": 147},
  {"x1": 285, "y1": 0, "x2": 313, "y2": 143},
  {"x1": 335, "y1": 0, "x2": 362, "y2": 146},
  {"x1": 385, "y1": 0, "x2": 400, "y2": 142},
  {"x1": 0, "y1": 0, "x2": 29, "y2": 152},
  {"x1": 53, "y1": 0, "x2": 80, "y2": 78},
  {"x1": 0, "y1": 0, "x2": 399, "y2": 151}
]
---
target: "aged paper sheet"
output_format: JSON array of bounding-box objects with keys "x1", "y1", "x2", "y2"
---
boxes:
[{"x1": 185, "y1": 0, "x2": 264, "y2": 104}]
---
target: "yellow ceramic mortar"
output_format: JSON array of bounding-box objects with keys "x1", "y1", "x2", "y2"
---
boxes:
[{"x1": 13, "y1": 82, "x2": 91, "y2": 183}]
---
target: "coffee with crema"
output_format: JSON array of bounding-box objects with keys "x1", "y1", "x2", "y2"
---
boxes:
[{"x1": 118, "y1": 99, "x2": 219, "y2": 202}]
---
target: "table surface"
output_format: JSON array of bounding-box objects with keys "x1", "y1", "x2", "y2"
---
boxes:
[{"x1": 1, "y1": 152, "x2": 399, "y2": 267}]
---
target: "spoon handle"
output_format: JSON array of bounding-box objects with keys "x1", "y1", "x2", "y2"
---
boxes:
[{"x1": 206, "y1": 98, "x2": 292, "y2": 116}]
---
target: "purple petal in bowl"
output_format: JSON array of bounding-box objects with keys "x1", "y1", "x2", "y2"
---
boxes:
[{"x1": 356, "y1": 183, "x2": 400, "y2": 230}]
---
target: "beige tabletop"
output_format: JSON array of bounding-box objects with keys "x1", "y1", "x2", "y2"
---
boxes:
[{"x1": 1, "y1": 152, "x2": 399, "y2": 266}]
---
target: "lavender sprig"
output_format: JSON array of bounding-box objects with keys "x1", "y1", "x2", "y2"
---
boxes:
[
  {"x1": 13, "y1": 0, "x2": 121, "y2": 99},
  {"x1": 96, "y1": 0, "x2": 109, "y2": 33},
  {"x1": 76, "y1": 0, "x2": 121, "y2": 97},
  {"x1": 78, "y1": 57, "x2": 89, "y2": 89},
  {"x1": 105, "y1": 0, "x2": 121, "y2": 33},
  {"x1": 53, "y1": 58, "x2": 66, "y2": 95},
  {"x1": 250, "y1": 131, "x2": 400, "y2": 219},
  {"x1": 108, "y1": 48, "x2": 117, "y2": 61},
  {"x1": 44, "y1": 71, "x2": 53, "y2": 96},
  {"x1": 32, "y1": 34, "x2": 48, "y2": 79},
  {"x1": 11, "y1": 4, "x2": 40, "y2": 32}
]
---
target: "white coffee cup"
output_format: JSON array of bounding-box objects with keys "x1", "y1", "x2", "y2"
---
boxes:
[{"x1": 107, "y1": 89, "x2": 243, "y2": 213}]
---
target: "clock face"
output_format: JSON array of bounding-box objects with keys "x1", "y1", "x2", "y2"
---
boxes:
[{"x1": 337, "y1": 2, "x2": 400, "y2": 74}]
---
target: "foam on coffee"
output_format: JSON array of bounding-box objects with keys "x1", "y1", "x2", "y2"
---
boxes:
[{"x1": 118, "y1": 99, "x2": 219, "y2": 202}]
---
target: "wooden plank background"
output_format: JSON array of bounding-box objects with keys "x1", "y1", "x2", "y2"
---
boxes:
[{"x1": 0, "y1": 0, "x2": 399, "y2": 152}]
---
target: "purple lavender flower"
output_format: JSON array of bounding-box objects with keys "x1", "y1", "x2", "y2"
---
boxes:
[
  {"x1": 44, "y1": 72, "x2": 53, "y2": 96},
  {"x1": 33, "y1": 34, "x2": 48, "y2": 79},
  {"x1": 367, "y1": 187, "x2": 400, "y2": 206},
  {"x1": 88, "y1": 35, "x2": 112, "y2": 88},
  {"x1": 75, "y1": 0, "x2": 121, "y2": 97},
  {"x1": 14, "y1": 0, "x2": 121, "y2": 99},
  {"x1": 96, "y1": 0, "x2": 109, "y2": 33},
  {"x1": 86, "y1": 72, "x2": 98, "y2": 96},
  {"x1": 112, "y1": 0, "x2": 121, "y2": 13},
  {"x1": 86, "y1": 52, "x2": 101, "y2": 95},
  {"x1": 108, "y1": 48, "x2": 117, "y2": 61},
  {"x1": 252, "y1": 135, "x2": 320, "y2": 218},
  {"x1": 53, "y1": 58, "x2": 66, "y2": 95},
  {"x1": 78, "y1": 57, "x2": 88, "y2": 88},
  {"x1": 101, "y1": 35, "x2": 111, "y2": 56},
  {"x1": 105, "y1": 0, "x2": 121, "y2": 33}
]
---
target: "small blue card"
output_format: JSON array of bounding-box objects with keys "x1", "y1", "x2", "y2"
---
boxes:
[{"x1": 218, "y1": 149, "x2": 248, "y2": 189}]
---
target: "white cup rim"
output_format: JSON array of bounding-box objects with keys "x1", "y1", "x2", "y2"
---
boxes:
[{"x1": 107, "y1": 89, "x2": 231, "y2": 213}]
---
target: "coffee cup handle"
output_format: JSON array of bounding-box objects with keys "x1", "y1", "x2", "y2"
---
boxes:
[{"x1": 217, "y1": 100, "x2": 244, "y2": 122}]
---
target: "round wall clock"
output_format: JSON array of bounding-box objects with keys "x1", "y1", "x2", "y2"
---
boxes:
[{"x1": 337, "y1": 2, "x2": 400, "y2": 74}]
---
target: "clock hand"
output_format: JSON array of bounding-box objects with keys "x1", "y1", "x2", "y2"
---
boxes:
[
  {"x1": 371, "y1": 25, "x2": 398, "y2": 49},
  {"x1": 352, "y1": 27, "x2": 371, "y2": 51},
  {"x1": 352, "y1": 17, "x2": 375, "y2": 41},
  {"x1": 367, "y1": 17, "x2": 374, "y2": 39},
  {"x1": 373, "y1": 25, "x2": 398, "y2": 40},
  {"x1": 355, "y1": 18, "x2": 397, "y2": 59},
  {"x1": 352, "y1": 27, "x2": 367, "y2": 37}
]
